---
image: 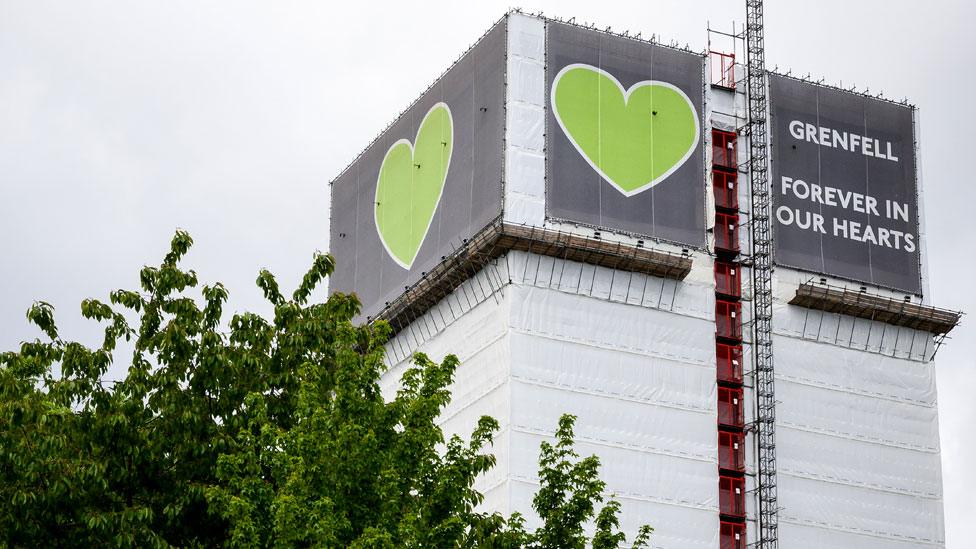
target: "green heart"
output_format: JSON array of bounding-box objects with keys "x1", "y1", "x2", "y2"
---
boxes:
[
  {"x1": 374, "y1": 103, "x2": 453, "y2": 269},
  {"x1": 552, "y1": 64, "x2": 700, "y2": 196}
]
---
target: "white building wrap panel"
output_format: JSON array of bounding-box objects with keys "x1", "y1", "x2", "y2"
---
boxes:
[
  {"x1": 382, "y1": 251, "x2": 719, "y2": 548},
  {"x1": 378, "y1": 266, "x2": 946, "y2": 547},
  {"x1": 773, "y1": 329, "x2": 945, "y2": 547},
  {"x1": 380, "y1": 276, "x2": 513, "y2": 501},
  {"x1": 504, "y1": 14, "x2": 546, "y2": 227}
]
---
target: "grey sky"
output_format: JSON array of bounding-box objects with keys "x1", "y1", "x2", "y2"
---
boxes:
[{"x1": 1, "y1": 0, "x2": 972, "y2": 544}]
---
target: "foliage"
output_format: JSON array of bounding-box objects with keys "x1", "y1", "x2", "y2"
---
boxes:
[
  {"x1": 0, "y1": 231, "x2": 651, "y2": 547},
  {"x1": 530, "y1": 415, "x2": 653, "y2": 549}
]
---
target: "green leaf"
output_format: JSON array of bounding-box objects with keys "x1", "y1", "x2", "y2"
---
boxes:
[{"x1": 0, "y1": 230, "x2": 652, "y2": 547}]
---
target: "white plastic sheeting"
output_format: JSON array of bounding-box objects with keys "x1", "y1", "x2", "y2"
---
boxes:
[
  {"x1": 774, "y1": 336, "x2": 936, "y2": 406},
  {"x1": 773, "y1": 299, "x2": 935, "y2": 362},
  {"x1": 509, "y1": 408, "x2": 715, "y2": 505},
  {"x1": 506, "y1": 250, "x2": 714, "y2": 321},
  {"x1": 778, "y1": 520, "x2": 941, "y2": 549},
  {"x1": 379, "y1": 251, "x2": 947, "y2": 547},
  {"x1": 507, "y1": 337, "x2": 714, "y2": 464},
  {"x1": 773, "y1": 332, "x2": 945, "y2": 546},
  {"x1": 509, "y1": 332, "x2": 714, "y2": 420},
  {"x1": 506, "y1": 276, "x2": 719, "y2": 547},
  {"x1": 777, "y1": 428, "x2": 942, "y2": 498},
  {"x1": 510, "y1": 285, "x2": 712, "y2": 368},
  {"x1": 776, "y1": 379, "x2": 938, "y2": 453},
  {"x1": 504, "y1": 14, "x2": 546, "y2": 227},
  {"x1": 381, "y1": 249, "x2": 718, "y2": 548},
  {"x1": 913, "y1": 107, "x2": 933, "y2": 301},
  {"x1": 510, "y1": 437, "x2": 718, "y2": 549},
  {"x1": 382, "y1": 257, "x2": 510, "y2": 366},
  {"x1": 380, "y1": 274, "x2": 513, "y2": 499},
  {"x1": 778, "y1": 475, "x2": 944, "y2": 546}
]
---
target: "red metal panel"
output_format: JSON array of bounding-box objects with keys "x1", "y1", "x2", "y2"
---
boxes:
[
  {"x1": 720, "y1": 475, "x2": 746, "y2": 518},
  {"x1": 719, "y1": 430, "x2": 746, "y2": 473},
  {"x1": 714, "y1": 261, "x2": 741, "y2": 298},
  {"x1": 716, "y1": 343, "x2": 743, "y2": 384},
  {"x1": 718, "y1": 386, "x2": 745, "y2": 429},
  {"x1": 713, "y1": 170, "x2": 738, "y2": 211},
  {"x1": 716, "y1": 299, "x2": 742, "y2": 340},
  {"x1": 709, "y1": 51, "x2": 736, "y2": 89},
  {"x1": 712, "y1": 129, "x2": 738, "y2": 170},
  {"x1": 715, "y1": 212, "x2": 739, "y2": 254},
  {"x1": 720, "y1": 521, "x2": 746, "y2": 549}
]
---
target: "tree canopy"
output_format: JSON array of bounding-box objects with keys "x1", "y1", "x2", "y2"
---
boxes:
[{"x1": 0, "y1": 231, "x2": 651, "y2": 547}]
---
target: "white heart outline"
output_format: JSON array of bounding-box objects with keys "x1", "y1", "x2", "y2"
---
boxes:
[
  {"x1": 373, "y1": 102, "x2": 454, "y2": 270},
  {"x1": 551, "y1": 63, "x2": 701, "y2": 197}
]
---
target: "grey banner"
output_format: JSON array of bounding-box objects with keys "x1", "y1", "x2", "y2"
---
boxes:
[
  {"x1": 545, "y1": 22, "x2": 706, "y2": 247},
  {"x1": 770, "y1": 75, "x2": 921, "y2": 294},
  {"x1": 329, "y1": 22, "x2": 505, "y2": 320}
]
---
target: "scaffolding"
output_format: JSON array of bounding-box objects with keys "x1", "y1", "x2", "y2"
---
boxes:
[
  {"x1": 745, "y1": 1, "x2": 778, "y2": 548},
  {"x1": 372, "y1": 217, "x2": 693, "y2": 336},
  {"x1": 790, "y1": 281, "x2": 961, "y2": 335},
  {"x1": 786, "y1": 279, "x2": 963, "y2": 362}
]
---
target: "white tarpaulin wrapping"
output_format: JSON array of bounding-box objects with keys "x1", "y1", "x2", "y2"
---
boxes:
[
  {"x1": 774, "y1": 335, "x2": 937, "y2": 405},
  {"x1": 509, "y1": 333, "x2": 714, "y2": 417},
  {"x1": 507, "y1": 102, "x2": 545, "y2": 151},
  {"x1": 507, "y1": 251, "x2": 714, "y2": 320},
  {"x1": 381, "y1": 257, "x2": 510, "y2": 365},
  {"x1": 506, "y1": 271, "x2": 718, "y2": 547},
  {"x1": 509, "y1": 431, "x2": 715, "y2": 510},
  {"x1": 774, "y1": 299, "x2": 935, "y2": 361},
  {"x1": 779, "y1": 521, "x2": 941, "y2": 549},
  {"x1": 382, "y1": 282, "x2": 513, "y2": 497},
  {"x1": 479, "y1": 477, "x2": 512, "y2": 518},
  {"x1": 505, "y1": 146, "x2": 545, "y2": 197},
  {"x1": 509, "y1": 380, "x2": 714, "y2": 467},
  {"x1": 382, "y1": 277, "x2": 510, "y2": 388},
  {"x1": 379, "y1": 254, "x2": 946, "y2": 548},
  {"x1": 778, "y1": 428, "x2": 942, "y2": 498},
  {"x1": 776, "y1": 379, "x2": 939, "y2": 451},
  {"x1": 504, "y1": 14, "x2": 546, "y2": 227},
  {"x1": 778, "y1": 474, "x2": 944, "y2": 546},
  {"x1": 509, "y1": 283, "x2": 713, "y2": 365},
  {"x1": 774, "y1": 325, "x2": 945, "y2": 546},
  {"x1": 381, "y1": 249, "x2": 718, "y2": 547},
  {"x1": 509, "y1": 478, "x2": 717, "y2": 549}
]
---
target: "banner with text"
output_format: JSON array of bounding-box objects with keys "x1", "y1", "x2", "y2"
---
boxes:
[{"x1": 770, "y1": 74, "x2": 921, "y2": 294}]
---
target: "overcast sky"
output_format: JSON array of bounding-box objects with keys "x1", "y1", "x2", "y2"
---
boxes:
[{"x1": 1, "y1": 0, "x2": 973, "y2": 544}]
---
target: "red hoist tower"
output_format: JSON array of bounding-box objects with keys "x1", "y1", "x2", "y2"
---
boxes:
[{"x1": 745, "y1": 1, "x2": 779, "y2": 548}]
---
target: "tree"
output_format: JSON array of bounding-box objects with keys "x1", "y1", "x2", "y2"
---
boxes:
[
  {"x1": 0, "y1": 231, "x2": 651, "y2": 547},
  {"x1": 530, "y1": 415, "x2": 653, "y2": 549}
]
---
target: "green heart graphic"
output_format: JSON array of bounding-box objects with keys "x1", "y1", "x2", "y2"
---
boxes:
[
  {"x1": 552, "y1": 64, "x2": 700, "y2": 196},
  {"x1": 374, "y1": 103, "x2": 453, "y2": 269}
]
